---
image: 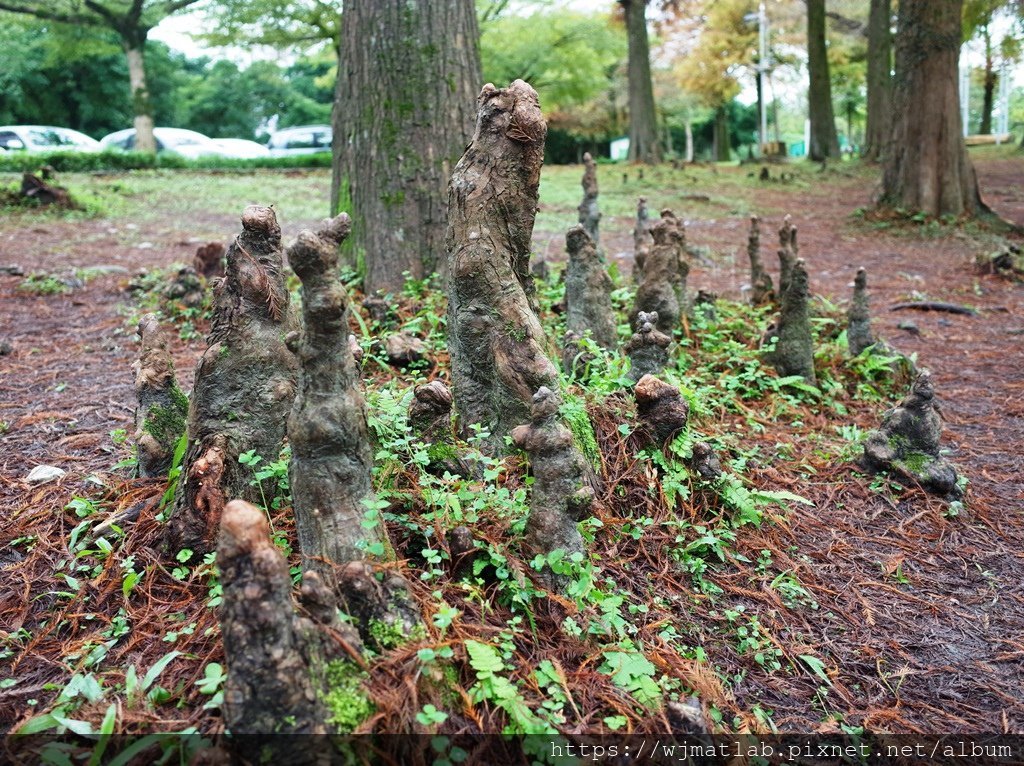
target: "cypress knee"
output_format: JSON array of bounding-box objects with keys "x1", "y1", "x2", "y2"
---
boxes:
[
  {"x1": 634, "y1": 212, "x2": 687, "y2": 335},
  {"x1": 765, "y1": 257, "x2": 816, "y2": 384},
  {"x1": 131, "y1": 313, "x2": 187, "y2": 478},
  {"x1": 777, "y1": 215, "x2": 798, "y2": 297},
  {"x1": 847, "y1": 267, "x2": 876, "y2": 356},
  {"x1": 446, "y1": 80, "x2": 559, "y2": 451},
  {"x1": 747, "y1": 215, "x2": 775, "y2": 306},
  {"x1": 564, "y1": 225, "x2": 616, "y2": 350},
  {"x1": 168, "y1": 206, "x2": 298, "y2": 556},
  {"x1": 577, "y1": 151, "x2": 601, "y2": 245}
]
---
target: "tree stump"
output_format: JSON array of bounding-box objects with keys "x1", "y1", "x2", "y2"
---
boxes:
[
  {"x1": 764, "y1": 257, "x2": 817, "y2": 384},
  {"x1": 20, "y1": 173, "x2": 78, "y2": 209},
  {"x1": 511, "y1": 387, "x2": 593, "y2": 592},
  {"x1": 633, "y1": 212, "x2": 688, "y2": 335},
  {"x1": 633, "y1": 196, "x2": 652, "y2": 281},
  {"x1": 446, "y1": 80, "x2": 559, "y2": 452},
  {"x1": 625, "y1": 311, "x2": 672, "y2": 382},
  {"x1": 860, "y1": 370, "x2": 961, "y2": 497},
  {"x1": 131, "y1": 314, "x2": 187, "y2": 478},
  {"x1": 747, "y1": 215, "x2": 775, "y2": 306},
  {"x1": 168, "y1": 206, "x2": 298, "y2": 556},
  {"x1": 286, "y1": 214, "x2": 384, "y2": 580},
  {"x1": 565, "y1": 225, "x2": 616, "y2": 350},
  {"x1": 577, "y1": 151, "x2": 601, "y2": 245}
]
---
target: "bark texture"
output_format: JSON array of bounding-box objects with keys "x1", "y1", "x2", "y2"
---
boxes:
[
  {"x1": 747, "y1": 215, "x2": 775, "y2": 306},
  {"x1": 634, "y1": 374, "x2": 688, "y2": 447},
  {"x1": 633, "y1": 212, "x2": 687, "y2": 335},
  {"x1": 633, "y1": 196, "x2": 652, "y2": 281},
  {"x1": 880, "y1": 0, "x2": 984, "y2": 217},
  {"x1": 625, "y1": 311, "x2": 672, "y2": 382},
  {"x1": 847, "y1": 268, "x2": 876, "y2": 356},
  {"x1": 764, "y1": 258, "x2": 816, "y2": 384},
  {"x1": 132, "y1": 314, "x2": 187, "y2": 478},
  {"x1": 807, "y1": 0, "x2": 841, "y2": 161},
  {"x1": 861, "y1": 371, "x2": 961, "y2": 496},
  {"x1": 168, "y1": 206, "x2": 298, "y2": 556},
  {"x1": 286, "y1": 214, "x2": 383, "y2": 580},
  {"x1": 565, "y1": 225, "x2": 616, "y2": 350},
  {"x1": 577, "y1": 152, "x2": 601, "y2": 245},
  {"x1": 863, "y1": 0, "x2": 892, "y2": 161},
  {"x1": 446, "y1": 80, "x2": 559, "y2": 452},
  {"x1": 333, "y1": 0, "x2": 482, "y2": 293},
  {"x1": 776, "y1": 215, "x2": 798, "y2": 297},
  {"x1": 511, "y1": 387, "x2": 593, "y2": 592},
  {"x1": 620, "y1": 0, "x2": 661, "y2": 163}
]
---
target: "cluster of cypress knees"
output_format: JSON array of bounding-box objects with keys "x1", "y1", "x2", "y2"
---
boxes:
[{"x1": 128, "y1": 81, "x2": 960, "y2": 746}]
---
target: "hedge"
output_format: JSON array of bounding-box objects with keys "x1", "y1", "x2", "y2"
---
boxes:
[{"x1": 0, "y1": 150, "x2": 333, "y2": 173}]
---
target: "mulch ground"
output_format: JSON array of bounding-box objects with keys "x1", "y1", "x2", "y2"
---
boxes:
[{"x1": 1, "y1": 155, "x2": 1022, "y2": 737}]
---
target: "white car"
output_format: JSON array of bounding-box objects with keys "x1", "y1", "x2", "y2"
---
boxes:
[
  {"x1": 100, "y1": 127, "x2": 223, "y2": 159},
  {"x1": 211, "y1": 138, "x2": 271, "y2": 159},
  {"x1": 266, "y1": 125, "x2": 332, "y2": 157},
  {"x1": 0, "y1": 125, "x2": 102, "y2": 153}
]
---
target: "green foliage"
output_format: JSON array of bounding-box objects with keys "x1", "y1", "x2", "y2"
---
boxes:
[
  {"x1": 320, "y1": 660, "x2": 374, "y2": 734},
  {"x1": 0, "y1": 151, "x2": 332, "y2": 173},
  {"x1": 464, "y1": 640, "x2": 553, "y2": 734}
]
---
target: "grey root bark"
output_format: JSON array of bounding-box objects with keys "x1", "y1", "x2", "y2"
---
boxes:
[
  {"x1": 880, "y1": 0, "x2": 985, "y2": 217},
  {"x1": 776, "y1": 215, "x2": 798, "y2": 297},
  {"x1": 332, "y1": 0, "x2": 482, "y2": 294},
  {"x1": 511, "y1": 387, "x2": 593, "y2": 592},
  {"x1": 565, "y1": 225, "x2": 616, "y2": 350},
  {"x1": 807, "y1": 0, "x2": 841, "y2": 160},
  {"x1": 577, "y1": 152, "x2": 601, "y2": 245},
  {"x1": 847, "y1": 268, "x2": 876, "y2": 356},
  {"x1": 747, "y1": 215, "x2": 775, "y2": 306},
  {"x1": 633, "y1": 211, "x2": 688, "y2": 335},
  {"x1": 132, "y1": 314, "x2": 187, "y2": 478},
  {"x1": 446, "y1": 80, "x2": 559, "y2": 452},
  {"x1": 620, "y1": 0, "x2": 661, "y2": 164},
  {"x1": 633, "y1": 196, "x2": 652, "y2": 281},
  {"x1": 168, "y1": 206, "x2": 298, "y2": 556},
  {"x1": 863, "y1": 0, "x2": 892, "y2": 161},
  {"x1": 286, "y1": 214, "x2": 384, "y2": 580},
  {"x1": 860, "y1": 371, "x2": 960, "y2": 497},
  {"x1": 634, "y1": 374, "x2": 688, "y2": 446},
  {"x1": 218, "y1": 499, "x2": 367, "y2": 755},
  {"x1": 764, "y1": 257, "x2": 816, "y2": 384},
  {"x1": 625, "y1": 311, "x2": 672, "y2": 382}
]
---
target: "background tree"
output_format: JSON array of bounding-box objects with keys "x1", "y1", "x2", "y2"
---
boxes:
[
  {"x1": 199, "y1": 0, "x2": 339, "y2": 55},
  {"x1": 881, "y1": 0, "x2": 985, "y2": 217},
  {"x1": 332, "y1": 0, "x2": 482, "y2": 295},
  {"x1": 806, "y1": 0, "x2": 840, "y2": 160},
  {"x1": 619, "y1": 0, "x2": 661, "y2": 162},
  {"x1": 963, "y1": 0, "x2": 1023, "y2": 135},
  {"x1": 0, "y1": 0, "x2": 202, "y2": 152},
  {"x1": 863, "y1": 0, "x2": 892, "y2": 160}
]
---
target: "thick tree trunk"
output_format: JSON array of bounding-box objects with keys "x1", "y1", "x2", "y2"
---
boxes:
[
  {"x1": 446, "y1": 80, "x2": 559, "y2": 453},
  {"x1": 286, "y1": 214, "x2": 383, "y2": 581},
  {"x1": 621, "y1": 0, "x2": 661, "y2": 164},
  {"x1": 124, "y1": 39, "x2": 156, "y2": 154},
  {"x1": 333, "y1": 0, "x2": 481, "y2": 294},
  {"x1": 880, "y1": 0, "x2": 984, "y2": 217},
  {"x1": 863, "y1": 0, "x2": 892, "y2": 161},
  {"x1": 980, "y1": 34, "x2": 995, "y2": 135},
  {"x1": 168, "y1": 207, "x2": 298, "y2": 557},
  {"x1": 713, "y1": 106, "x2": 730, "y2": 162},
  {"x1": 807, "y1": 0, "x2": 840, "y2": 161}
]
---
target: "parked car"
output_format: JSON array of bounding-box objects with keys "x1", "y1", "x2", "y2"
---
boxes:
[
  {"x1": 0, "y1": 125, "x2": 102, "y2": 153},
  {"x1": 100, "y1": 127, "x2": 223, "y2": 159},
  {"x1": 211, "y1": 138, "x2": 271, "y2": 159},
  {"x1": 266, "y1": 125, "x2": 332, "y2": 156}
]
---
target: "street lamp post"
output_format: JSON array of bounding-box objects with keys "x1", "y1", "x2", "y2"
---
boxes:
[{"x1": 758, "y1": 2, "x2": 768, "y2": 153}]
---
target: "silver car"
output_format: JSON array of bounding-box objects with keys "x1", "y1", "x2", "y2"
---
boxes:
[
  {"x1": 266, "y1": 125, "x2": 332, "y2": 156},
  {"x1": 0, "y1": 125, "x2": 102, "y2": 153}
]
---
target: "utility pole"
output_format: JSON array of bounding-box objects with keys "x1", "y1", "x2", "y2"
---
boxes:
[{"x1": 759, "y1": 1, "x2": 768, "y2": 152}]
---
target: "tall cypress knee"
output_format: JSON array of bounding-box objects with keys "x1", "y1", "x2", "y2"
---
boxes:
[
  {"x1": 131, "y1": 313, "x2": 187, "y2": 478},
  {"x1": 577, "y1": 152, "x2": 601, "y2": 245},
  {"x1": 286, "y1": 214, "x2": 383, "y2": 580},
  {"x1": 765, "y1": 257, "x2": 816, "y2": 384},
  {"x1": 747, "y1": 215, "x2": 775, "y2": 306},
  {"x1": 168, "y1": 206, "x2": 298, "y2": 556},
  {"x1": 446, "y1": 80, "x2": 559, "y2": 452},
  {"x1": 565, "y1": 225, "x2": 616, "y2": 350}
]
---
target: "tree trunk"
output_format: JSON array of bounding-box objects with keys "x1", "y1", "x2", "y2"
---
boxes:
[
  {"x1": 880, "y1": 0, "x2": 985, "y2": 218},
  {"x1": 684, "y1": 119, "x2": 694, "y2": 163},
  {"x1": 333, "y1": 0, "x2": 481, "y2": 295},
  {"x1": 124, "y1": 38, "x2": 156, "y2": 154},
  {"x1": 713, "y1": 105, "x2": 730, "y2": 162},
  {"x1": 446, "y1": 80, "x2": 559, "y2": 453},
  {"x1": 980, "y1": 30, "x2": 995, "y2": 135},
  {"x1": 621, "y1": 0, "x2": 661, "y2": 164},
  {"x1": 168, "y1": 207, "x2": 298, "y2": 557},
  {"x1": 863, "y1": 0, "x2": 892, "y2": 161},
  {"x1": 807, "y1": 0, "x2": 840, "y2": 161}
]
